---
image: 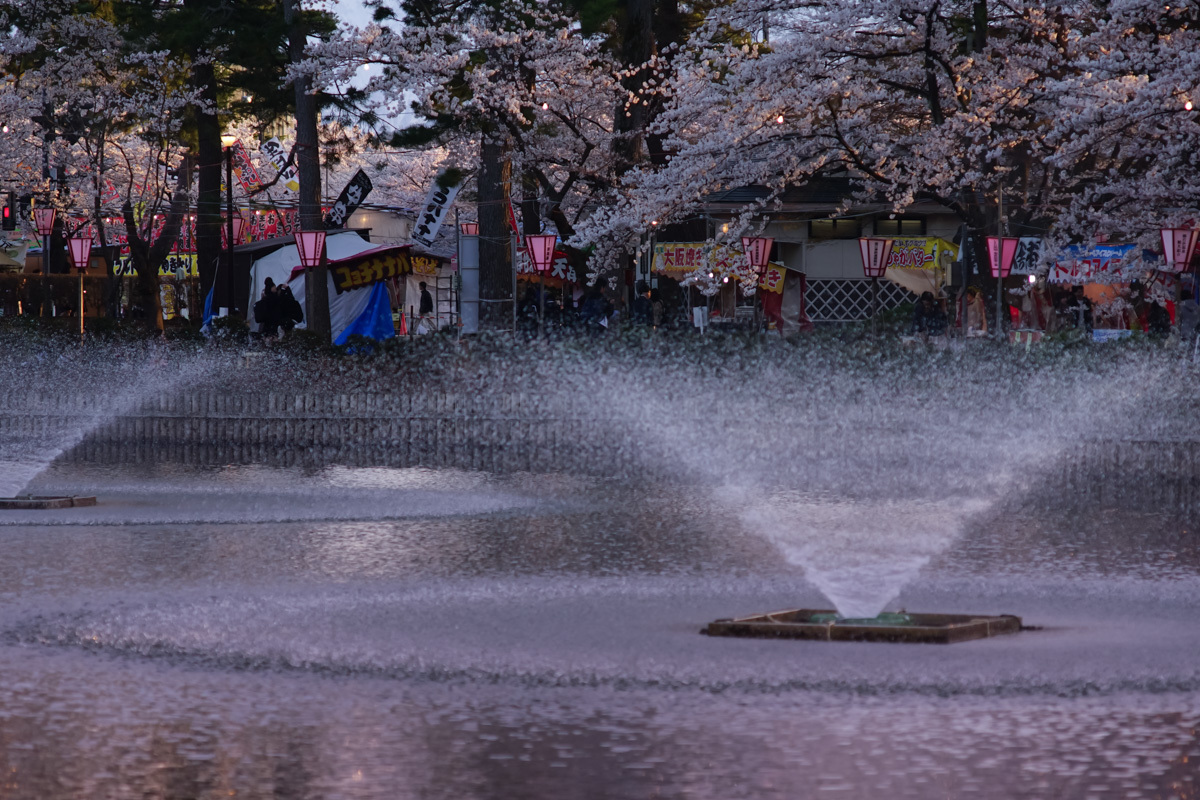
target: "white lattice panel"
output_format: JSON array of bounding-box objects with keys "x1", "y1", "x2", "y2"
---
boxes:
[{"x1": 806, "y1": 279, "x2": 918, "y2": 322}]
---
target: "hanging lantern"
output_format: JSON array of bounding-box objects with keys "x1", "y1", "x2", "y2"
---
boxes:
[
  {"x1": 985, "y1": 237, "x2": 1019, "y2": 278},
  {"x1": 460, "y1": 222, "x2": 479, "y2": 235}
]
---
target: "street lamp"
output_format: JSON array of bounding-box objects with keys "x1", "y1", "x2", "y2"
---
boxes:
[
  {"x1": 68, "y1": 231, "x2": 92, "y2": 340},
  {"x1": 1160, "y1": 227, "x2": 1198, "y2": 333},
  {"x1": 986, "y1": 236, "x2": 1019, "y2": 338},
  {"x1": 525, "y1": 233, "x2": 556, "y2": 337},
  {"x1": 33, "y1": 207, "x2": 56, "y2": 277},
  {"x1": 857, "y1": 237, "x2": 894, "y2": 334}
]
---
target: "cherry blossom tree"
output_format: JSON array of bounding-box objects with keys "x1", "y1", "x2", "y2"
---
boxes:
[{"x1": 575, "y1": 0, "x2": 1200, "y2": 282}]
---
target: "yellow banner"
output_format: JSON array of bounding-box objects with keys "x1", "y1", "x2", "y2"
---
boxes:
[
  {"x1": 653, "y1": 242, "x2": 742, "y2": 274},
  {"x1": 885, "y1": 237, "x2": 958, "y2": 271},
  {"x1": 114, "y1": 254, "x2": 198, "y2": 278},
  {"x1": 758, "y1": 263, "x2": 786, "y2": 294}
]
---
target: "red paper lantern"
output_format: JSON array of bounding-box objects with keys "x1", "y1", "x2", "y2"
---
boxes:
[{"x1": 460, "y1": 222, "x2": 479, "y2": 235}]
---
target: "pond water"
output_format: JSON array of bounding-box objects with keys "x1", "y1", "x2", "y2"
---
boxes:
[{"x1": 1, "y1": 461, "x2": 1197, "y2": 799}]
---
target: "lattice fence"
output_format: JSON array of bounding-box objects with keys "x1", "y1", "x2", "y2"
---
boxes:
[{"x1": 806, "y1": 279, "x2": 918, "y2": 322}]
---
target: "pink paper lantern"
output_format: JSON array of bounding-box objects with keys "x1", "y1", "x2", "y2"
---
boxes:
[
  {"x1": 68, "y1": 236, "x2": 93, "y2": 271},
  {"x1": 295, "y1": 229, "x2": 327, "y2": 268},
  {"x1": 742, "y1": 236, "x2": 774, "y2": 274},
  {"x1": 858, "y1": 237, "x2": 894, "y2": 278},
  {"x1": 986, "y1": 237, "x2": 1019, "y2": 278},
  {"x1": 525, "y1": 234, "x2": 557, "y2": 273},
  {"x1": 1160, "y1": 227, "x2": 1199, "y2": 272}
]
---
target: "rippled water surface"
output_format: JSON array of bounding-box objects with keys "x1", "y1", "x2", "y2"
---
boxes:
[{"x1": 0, "y1": 461, "x2": 1196, "y2": 799}]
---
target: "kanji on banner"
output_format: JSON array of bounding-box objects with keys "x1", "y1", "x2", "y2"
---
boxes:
[
  {"x1": 758, "y1": 263, "x2": 786, "y2": 294},
  {"x1": 260, "y1": 138, "x2": 299, "y2": 193},
  {"x1": 652, "y1": 242, "x2": 742, "y2": 274},
  {"x1": 230, "y1": 140, "x2": 263, "y2": 193}
]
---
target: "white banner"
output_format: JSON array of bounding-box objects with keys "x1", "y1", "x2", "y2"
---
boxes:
[
  {"x1": 411, "y1": 171, "x2": 463, "y2": 247},
  {"x1": 261, "y1": 138, "x2": 299, "y2": 193}
]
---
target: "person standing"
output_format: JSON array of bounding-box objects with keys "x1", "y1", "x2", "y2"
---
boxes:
[
  {"x1": 254, "y1": 278, "x2": 281, "y2": 339},
  {"x1": 277, "y1": 284, "x2": 304, "y2": 335}
]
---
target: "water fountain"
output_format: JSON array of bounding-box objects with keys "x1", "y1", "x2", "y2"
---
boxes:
[{"x1": 1, "y1": 332, "x2": 1198, "y2": 798}]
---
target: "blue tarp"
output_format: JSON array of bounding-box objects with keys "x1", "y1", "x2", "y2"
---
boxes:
[{"x1": 333, "y1": 282, "x2": 396, "y2": 346}]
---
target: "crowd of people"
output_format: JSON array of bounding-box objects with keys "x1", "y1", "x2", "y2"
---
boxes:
[
  {"x1": 911, "y1": 279, "x2": 1185, "y2": 342},
  {"x1": 516, "y1": 280, "x2": 667, "y2": 335},
  {"x1": 253, "y1": 278, "x2": 304, "y2": 340}
]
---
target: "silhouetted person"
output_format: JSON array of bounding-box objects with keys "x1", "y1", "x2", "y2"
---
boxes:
[
  {"x1": 911, "y1": 291, "x2": 946, "y2": 338},
  {"x1": 278, "y1": 284, "x2": 303, "y2": 334},
  {"x1": 419, "y1": 281, "x2": 434, "y2": 316},
  {"x1": 630, "y1": 280, "x2": 653, "y2": 326},
  {"x1": 254, "y1": 278, "x2": 281, "y2": 338}
]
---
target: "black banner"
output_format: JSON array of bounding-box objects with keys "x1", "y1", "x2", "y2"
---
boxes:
[{"x1": 323, "y1": 169, "x2": 373, "y2": 229}]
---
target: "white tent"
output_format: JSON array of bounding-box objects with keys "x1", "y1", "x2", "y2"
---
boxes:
[{"x1": 243, "y1": 230, "x2": 374, "y2": 333}]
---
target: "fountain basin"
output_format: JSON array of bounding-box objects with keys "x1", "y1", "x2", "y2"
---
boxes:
[
  {"x1": 704, "y1": 608, "x2": 1023, "y2": 644},
  {"x1": 0, "y1": 495, "x2": 98, "y2": 510}
]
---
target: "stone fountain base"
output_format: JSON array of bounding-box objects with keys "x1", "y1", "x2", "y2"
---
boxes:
[
  {"x1": 0, "y1": 495, "x2": 98, "y2": 510},
  {"x1": 703, "y1": 609, "x2": 1023, "y2": 645}
]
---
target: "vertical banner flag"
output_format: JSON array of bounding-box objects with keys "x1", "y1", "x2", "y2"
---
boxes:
[
  {"x1": 411, "y1": 170, "x2": 464, "y2": 247},
  {"x1": 261, "y1": 138, "x2": 300, "y2": 193},
  {"x1": 324, "y1": 169, "x2": 373, "y2": 229},
  {"x1": 230, "y1": 140, "x2": 263, "y2": 193}
]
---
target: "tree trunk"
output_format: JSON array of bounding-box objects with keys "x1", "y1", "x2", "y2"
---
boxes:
[
  {"x1": 614, "y1": 0, "x2": 654, "y2": 168},
  {"x1": 478, "y1": 133, "x2": 513, "y2": 330},
  {"x1": 284, "y1": 0, "x2": 330, "y2": 341}
]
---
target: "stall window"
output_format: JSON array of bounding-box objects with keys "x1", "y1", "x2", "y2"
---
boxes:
[
  {"x1": 875, "y1": 218, "x2": 925, "y2": 236},
  {"x1": 809, "y1": 218, "x2": 862, "y2": 240}
]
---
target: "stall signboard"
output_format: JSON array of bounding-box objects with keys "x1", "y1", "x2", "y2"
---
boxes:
[
  {"x1": 330, "y1": 248, "x2": 446, "y2": 294},
  {"x1": 652, "y1": 242, "x2": 742, "y2": 275},
  {"x1": 114, "y1": 253, "x2": 198, "y2": 278},
  {"x1": 1050, "y1": 244, "x2": 1161, "y2": 284},
  {"x1": 758, "y1": 263, "x2": 786, "y2": 294},
  {"x1": 884, "y1": 237, "x2": 958, "y2": 271},
  {"x1": 517, "y1": 250, "x2": 576, "y2": 282}
]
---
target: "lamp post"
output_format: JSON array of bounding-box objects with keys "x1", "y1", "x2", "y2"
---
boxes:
[
  {"x1": 296, "y1": 229, "x2": 326, "y2": 334},
  {"x1": 986, "y1": 237, "x2": 1018, "y2": 339},
  {"x1": 33, "y1": 207, "x2": 56, "y2": 318},
  {"x1": 220, "y1": 137, "x2": 240, "y2": 317},
  {"x1": 525, "y1": 234, "x2": 556, "y2": 337},
  {"x1": 1160, "y1": 227, "x2": 1199, "y2": 334},
  {"x1": 68, "y1": 231, "x2": 92, "y2": 340},
  {"x1": 857, "y1": 237, "x2": 894, "y2": 334}
]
